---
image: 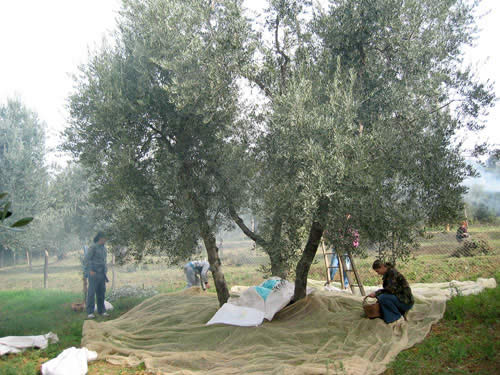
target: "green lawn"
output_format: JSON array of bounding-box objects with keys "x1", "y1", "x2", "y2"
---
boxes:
[
  {"x1": 383, "y1": 272, "x2": 500, "y2": 375},
  {"x1": 1, "y1": 276, "x2": 499, "y2": 374},
  {"x1": 0, "y1": 289, "x2": 148, "y2": 375}
]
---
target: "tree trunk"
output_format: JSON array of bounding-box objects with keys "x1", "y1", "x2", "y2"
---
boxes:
[
  {"x1": 44, "y1": 250, "x2": 49, "y2": 289},
  {"x1": 12, "y1": 251, "x2": 16, "y2": 266},
  {"x1": 269, "y1": 252, "x2": 288, "y2": 279},
  {"x1": 26, "y1": 249, "x2": 32, "y2": 272},
  {"x1": 293, "y1": 197, "x2": 329, "y2": 301},
  {"x1": 200, "y1": 227, "x2": 229, "y2": 306},
  {"x1": 193, "y1": 202, "x2": 230, "y2": 306},
  {"x1": 0, "y1": 248, "x2": 4, "y2": 268},
  {"x1": 293, "y1": 220, "x2": 324, "y2": 301}
]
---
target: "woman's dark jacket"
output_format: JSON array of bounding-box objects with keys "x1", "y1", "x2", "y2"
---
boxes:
[{"x1": 375, "y1": 267, "x2": 414, "y2": 306}]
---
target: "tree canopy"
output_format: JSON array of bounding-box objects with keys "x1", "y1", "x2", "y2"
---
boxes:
[{"x1": 64, "y1": 0, "x2": 495, "y2": 302}]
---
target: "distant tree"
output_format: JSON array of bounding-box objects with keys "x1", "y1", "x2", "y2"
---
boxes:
[
  {"x1": 18, "y1": 163, "x2": 101, "y2": 263},
  {"x1": 473, "y1": 203, "x2": 497, "y2": 224},
  {"x1": 0, "y1": 99, "x2": 48, "y2": 266}
]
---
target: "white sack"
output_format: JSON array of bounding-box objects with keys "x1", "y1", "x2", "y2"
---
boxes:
[
  {"x1": 206, "y1": 303, "x2": 265, "y2": 327},
  {"x1": 94, "y1": 300, "x2": 114, "y2": 312},
  {"x1": 0, "y1": 332, "x2": 58, "y2": 356},
  {"x1": 41, "y1": 347, "x2": 97, "y2": 375},
  {"x1": 208, "y1": 279, "x2": 313, "y2": 326}
]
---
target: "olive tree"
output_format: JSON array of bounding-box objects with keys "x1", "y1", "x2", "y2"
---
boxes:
[
  {"x1": 228, "y1": 0, "x2": 494, "y2": 300},
  {"x1": 64, "y1": 0, "x2": 252, "y2": 305}
]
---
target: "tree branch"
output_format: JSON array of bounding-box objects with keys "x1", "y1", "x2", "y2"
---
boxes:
[
  {"x1": 275, "y1": 15, "x2": 290, "y2": 94},
  {"x1": 228, "y1": 206, "x2": 268, "y2": 247}
]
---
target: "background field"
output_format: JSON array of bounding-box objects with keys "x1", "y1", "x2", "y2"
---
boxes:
[{"x1": 1, "y1": 224, "x2": 498, "y2": 293}]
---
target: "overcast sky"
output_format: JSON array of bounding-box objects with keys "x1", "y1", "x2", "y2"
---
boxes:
[{"x1": 0, "y1": 0, "x2": 498, "y2": 163}]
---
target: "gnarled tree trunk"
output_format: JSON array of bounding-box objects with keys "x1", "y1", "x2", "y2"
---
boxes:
[
  {"x1": 293, "y1": 220, "x2": 323, "y2": 301},
  {"x1": 293, "y1": 197, "x2": 329, "y2": 301},
  {"x1": 193, "y1": 195, "x2": 229, "y2": 306},
  {"x1": 200, "y1": 225, "x2": 229, "y2": 306}
]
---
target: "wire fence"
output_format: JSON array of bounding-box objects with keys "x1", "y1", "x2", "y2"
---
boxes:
[
  {"x1": 0, "y1": 225, "x2": 497, "y2": 294},
  {"x1": 216, "y1": 224, "x2": 500, "y2": 287}
]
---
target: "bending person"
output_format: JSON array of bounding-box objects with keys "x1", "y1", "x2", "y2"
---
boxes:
[
  {"x1": 184, "y1": 260, "x2": 211, "y2": 290},
  {"x1": 368, "y1": 259, "x2": 414, "y2": 325}
]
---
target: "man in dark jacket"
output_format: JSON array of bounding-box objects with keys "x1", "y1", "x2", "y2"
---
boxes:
[{"x1": 84, "y1": 232, "x2": 109, "y2": 319}]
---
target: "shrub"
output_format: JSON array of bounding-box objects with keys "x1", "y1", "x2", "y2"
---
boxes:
[{"x1": 451, "y1": 239, "x2": 492, "y2": 258}]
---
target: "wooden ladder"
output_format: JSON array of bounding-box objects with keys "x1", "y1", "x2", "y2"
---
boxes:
[{"x1": 321, "y1": 241, "x2": 366, "y2": 296}]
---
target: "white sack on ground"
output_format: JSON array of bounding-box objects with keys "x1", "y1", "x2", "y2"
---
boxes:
[
  {"x1": 207, "y1": 278, "x2": 311, "y2": 326},
  {"x1": 41, "y1": 347, "x2": 97, "y2": 375},
  {"x1": 94, "y1": 300, "x2": 114, "y2": 312},
  {"x1": 205, "y1": 303, "x2": 265, "y2": 327},
  {"x1": 0, "y1": 332, "x2": 59, "y2": 356}
]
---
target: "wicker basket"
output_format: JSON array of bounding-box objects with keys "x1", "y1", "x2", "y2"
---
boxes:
[
  {"x1": 71, "y1": 302, "x2": 85, "y2": 312},
  {"x1": 363, "y1": 296, "x2": 381, "y2": 319}
]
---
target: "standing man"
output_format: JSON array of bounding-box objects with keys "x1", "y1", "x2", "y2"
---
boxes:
[
  {"x1": 84, "y1": 232, "x2": 109, "y2": 319},
  {"x1": 184, "y1": 260, "x2": 211, "y2": 290}
]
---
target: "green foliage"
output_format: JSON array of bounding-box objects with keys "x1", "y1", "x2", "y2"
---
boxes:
[
  {"x1": 63, "y1": 0, "x2": 495, "y2": 292},
  {"x1": 473, "y1": 203, "x2": 498, "y2": 224},
  {"x1": 451, "y1": 238, "x2": 492, "y2": 258},
  {"x1": 0, "y1": 193, "x2": 33, "y2": 232},
  {"x1": 64, "y1": 0, "x2": 252, "y2": 267},
  {"x1": 232, "y1": 0, "x2": 495, "y2": 282},
  {"x1": 0, "y1": 99, "x2": 47, "y2": 251}
]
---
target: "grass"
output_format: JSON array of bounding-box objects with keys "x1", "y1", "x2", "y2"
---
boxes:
[
  {"x1": 1, "y1": 280, "x2": 499, "y2": 375},
  {"x1": 0, "y1": 289, "x2": 148, "y2": 375},
  {"x1": 383, "y1": 272, "x2": 500, "y2": 375},
  {"x1": 0, "y1": 223, "x2": 498, "y2": 374}
]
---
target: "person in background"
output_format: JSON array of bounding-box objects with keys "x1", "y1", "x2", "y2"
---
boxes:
[
  {"x1": 329, "y1": 214, "x2": 359, "y2": 288},
  {"x1": 368, "y1": 259, "x2": 414, "y2": 325},
  {"x1": 456, "y1": 221, "x2": 470, "y2": 242},
  {"x1": 184, "y1": 260, "x2": 211, "y2": 290},
  {"x1": 84, "y1": 232, "x2": 109, "y2": 319}
]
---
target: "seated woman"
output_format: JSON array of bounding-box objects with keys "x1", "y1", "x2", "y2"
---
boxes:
[{"x1": 368, "y1": 260, "x2": 414, "y2": 325}]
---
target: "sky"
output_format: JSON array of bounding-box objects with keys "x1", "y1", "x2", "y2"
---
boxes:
[{"x1": 0, "y1": 0, "x2": 499, "y2": 163}]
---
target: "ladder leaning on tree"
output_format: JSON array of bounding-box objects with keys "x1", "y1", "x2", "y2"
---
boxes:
[{"x1": 321, "y1": 241, "x2": 366, "y2": 296}]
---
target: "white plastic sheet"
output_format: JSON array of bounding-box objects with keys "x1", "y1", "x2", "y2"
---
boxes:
[
  {"x1": 206, "y1": 303, "x2": 265, "y2": 326},
  {"x1": 0, "y1": 332, "x2": 59, "y2": 355},
  {"x1": 207, "y1": 278, "x2": 312, "y2": 326},
  {"x1": 41, "y1": 347, "x2": 98, "y2": 375},
  {"x1": 94, "y1": 300, "x2": 114, "y2": 312}
]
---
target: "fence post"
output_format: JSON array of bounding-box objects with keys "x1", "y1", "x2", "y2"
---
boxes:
[
  {"x1": 44, "y1": 250, "x2": 49, "y2": 288},
  {"x1": 26, "y1": 249, "x2": 32, "y2": 271}
]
